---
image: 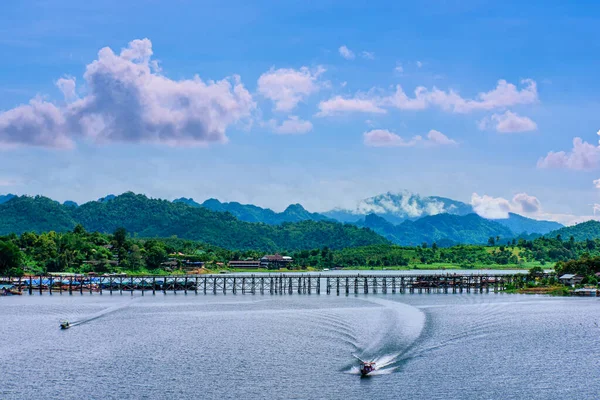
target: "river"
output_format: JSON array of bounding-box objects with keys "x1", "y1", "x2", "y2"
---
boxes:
[{"x1": 1, "y1": 290, "x2": 598, "y2": 399}]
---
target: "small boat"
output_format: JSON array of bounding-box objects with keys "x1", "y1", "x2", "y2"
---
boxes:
[
  {"x1": 360, "y1": 361, "x2": 376, "y2": 376},
  {"x1": 60, "y1": 320, "x2": 70, "y2": 330}
]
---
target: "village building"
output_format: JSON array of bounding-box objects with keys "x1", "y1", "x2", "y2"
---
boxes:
[
  {"x1": 558, "y1": 274, "x2": 583, "y2": 286},
  {"x1": 260, "y1": 254, "x2": 293, "y2": 269}
]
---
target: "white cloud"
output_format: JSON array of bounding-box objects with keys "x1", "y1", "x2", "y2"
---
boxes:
[
  {"x1": 339, "y1": 45, "x2": 355, "y2": 60},
  {"x1": 537, "y1": 132, "x2": 600, "y2": 170},
  {"x1": 426, "y1": 129, "x2": 457, "y2": 146},
  {"x1": 479, "y1": 110, "x2": 537, "y2": 133},
  {"x1": 594, "y1": 179, "x2": 600, "y2": 189},
  {"x1": 364, "y1": 129, "x2": 421, "y2": 147},
  {"x1": 471, "y1": 192, "x2": 600, "y2": 225},
  {"x1": 471, "y1": 192, "x2": 536, "y2": 219},
  {"x1": 361, "y1": 51, "x2": 375, "y2": 60},
  {"x1": 316, "y1": 95, "x2": 386, "y2": 117},
  {"x1": 394, "y1": 63, "x2": 404, "y2": 74},
  {"x1": 269, "y1": 116, "x2": 313, "y2": 134},
  {"x1": 416, "y1": 61, "x2": 423, "y2": 68},
  {"x1": 319, "y1": 79, "x2": 538, "y2": 117},
  {"x1": 364, "y1": 129, "x2": 456, "y2": 148},
  {"x1": 0, "y1": 97, "x2": 72, "y2": 149},
  {"x1": 387, "y1": 79, "x2": 538, "y2": 113},
  {"x1": 56, "y1": 77, "x2": 77, "y2": 102},
  {"x1": 0, "y1": 38, "x2": 256, "y2": 148},
  {"x1": 257, "y1": 66, "x2": 325, "y2": 112}
]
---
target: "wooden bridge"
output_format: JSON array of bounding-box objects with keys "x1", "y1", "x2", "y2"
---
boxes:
[{"x1": 1, "y1": 273, "x2": 537, "y2": 296}]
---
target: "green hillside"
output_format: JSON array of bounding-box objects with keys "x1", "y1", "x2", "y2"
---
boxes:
[
  {"x1": 546, "y1": 220, "x2": 600, "y2": 241},
  {"x1": 0, "y1": 193, "x2": 387, "y2": 251}
]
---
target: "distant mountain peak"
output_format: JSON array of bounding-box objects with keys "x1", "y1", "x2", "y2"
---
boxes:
[
  {"x1": 325, "y1": 190, "x2": 473, "y2": 224},
  {"x1": 0, "y1": 193, "x2": 16, "y2": 204}
]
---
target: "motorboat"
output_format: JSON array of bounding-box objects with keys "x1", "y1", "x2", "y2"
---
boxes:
[
  {"x1": 60, "y1": 320, "x2": 70, "y2": 330},
  {"x1": 360, "y1": 361, "x2": 376, "y2": 376}
]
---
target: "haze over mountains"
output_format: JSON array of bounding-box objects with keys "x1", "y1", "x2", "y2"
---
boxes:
[{"x1": 0, "y1": 190, "x2": 584, "y2": 249}]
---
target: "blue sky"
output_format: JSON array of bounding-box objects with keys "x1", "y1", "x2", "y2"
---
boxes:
[{"x1": 1, "y1": 0, "x2": 600, "y2": 224}]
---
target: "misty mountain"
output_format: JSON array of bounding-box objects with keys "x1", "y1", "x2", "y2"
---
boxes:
[
  {"x1": 324, "y1": 191, "x2": 563, "y2": 236},
  {"x1": 323, "y1": 191, "x2": 474, "y2": 224}
]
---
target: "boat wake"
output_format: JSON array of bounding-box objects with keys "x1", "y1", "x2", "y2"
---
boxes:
[
  {"x1": 62, "y1": 299, "x2": 136, "y2": 328},
  {"x1": 342, "y1": 298, "x2": 427, "y2": 376}
]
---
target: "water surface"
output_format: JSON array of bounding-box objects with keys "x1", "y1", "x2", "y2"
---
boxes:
[{"x1": 1, "y1": 292, "x2": 598, "y2": 399}]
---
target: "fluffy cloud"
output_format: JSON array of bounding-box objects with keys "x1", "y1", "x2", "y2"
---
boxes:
[
  {"x1": 339, "y1": 45, "x2": 355, "y2": 60},
  {"x1": 471, "y1": 192, "x2": 597, "y2": 225},
  {"x1": 416, "y1": 61, "x2": 423, "y2": 68},
  {"x1": 257, "y1": 66, "x2": 325, "y2": 112},
  {"x1": 471, "y1": 192, "x2": 541, "y2": 219},
  {"x1": 394, "y1": 63, "x2": 404, "y2": 74},
  {"x1": 364, "y1": 129, "x2": 421, "y2": 147},
  {"x1": 0, "y1": 38, "x2": 255, "y2": 148},
  {"x1": 426, "y1": 129, "x2": 457, "y2": 146},
  {"x1": 316, "y1": 96, "x2": 386, "y2": 116},
  {"x1": 56, "y1": 77, "x2": 77, "y2": 102},
  {"x1": 269, "y1": 116, "x2": 313, "y2": 134},
  {"x1": 537, "y1": 132, "x2": 600, "y2": 170},
  {"x1": 364, "y1": 129, "x2": 456, "y2": 148},
  {"x1": 387, "y1": 79, "x2": 538, "y2": 113},
  {"x1": 0, "y1": 97, "x2": 72, "y2": 149},
  {"x1": 594, "y1": 179, "x2": 600, "y2": 189},
  {"x1": 479, "y1": 110, "x2": 537, "y2": 133},
  {"x1": 319, "y1": 79, "x2": 538, "y2": 117}
]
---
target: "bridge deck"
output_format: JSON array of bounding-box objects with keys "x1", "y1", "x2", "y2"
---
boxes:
[{"x1": 0, "y1": 273, "x2": 540, "y2": 295}]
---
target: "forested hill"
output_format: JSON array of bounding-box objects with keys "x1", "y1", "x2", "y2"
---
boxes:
[
  {"x1": 546, "y1": 220, "x2": 600, "y2": 241},
  {"x1": 174, "y1": 197, "x2": 331, "y2": 224},
  {"x1": 359, "y1": 213, "x2": 515, "y2": 246},
  {"x1": 0, "y1": 193, "x2": 388, "y2": 251}
]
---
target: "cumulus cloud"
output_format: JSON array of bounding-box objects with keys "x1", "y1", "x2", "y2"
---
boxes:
[
  {"x1": 257, "y1": 66, "x2": 325, "y2": 112},
  {"x1": 0, "y1": 97, "x2": 72, "y2": 149},
  {"x1": 318, "y1": 79, "x2": 538, "y2": 116},
  {"x1": 56, "y1": 77, "x2": 77, "y2": 102},
  {"x1": 471, "y1": 192, "x2": 598, "y2": 225},
  {"x1": 479, "y1": 110, "x2": 537, "y2": 133},
  {"x1": 0, "y1": 38, "x2": 255, "y2": 148},
  {"x1": 426, "y1": 129, "x2": 457, "y2": 146},
  {"x1": 471, "y1": 193, "x2": 541, "y2": 219},
  {"x1": 316, "y1": 96, "x2": 386, "y2": 117},
  {"x1": 594, "y1": 179, "x2": 600, "y2": 189},
  {"x1": 364, "y1": 129, "x2": 456, "y2": 148},
  {"x1": 339, "y1": 45, "x2": 355, "y2": 60},
  {"x1": 394, "y1": 63, "x2": 404, "y2": 74},
  {"x1": 269, "y1": 116, "x2": 313, "y2": 134},
  {"x1": 471, "y1": 192, "x2": 541, "y2": 219},
  {"x1": 364, "y1": 129, "x2": 421, "y2": 147},
  {"x1": 537, "y1": 132, "x2": 600, "y2": 170},
  {"x1": 387, "y1": 79, "x2": 538, "y2": 113}
]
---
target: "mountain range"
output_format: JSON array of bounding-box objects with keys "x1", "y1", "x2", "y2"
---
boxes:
[
  {"x1": 0, "y1": 193, "x2": 387, "y2": 251},
  {"x1": 0, "y1": 190, "x2": 580, "y2": 248}
]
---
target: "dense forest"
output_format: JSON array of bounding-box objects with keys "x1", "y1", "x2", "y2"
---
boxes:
[
  {"x1": 3, "y1": 224, "x2": 600, "y2": 278},
  {"x1": 0, "y1": 193, "x2": 388, "y2": 251}
]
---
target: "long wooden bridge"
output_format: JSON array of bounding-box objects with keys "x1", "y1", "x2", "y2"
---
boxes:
[{"x1": 1, "y1": 273, "x2": 538, "y2": 296}]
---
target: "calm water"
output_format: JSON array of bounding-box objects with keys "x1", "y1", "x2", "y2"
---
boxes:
[{"x1": 1, "y1": 291, "x2": 598, "y2": 399}]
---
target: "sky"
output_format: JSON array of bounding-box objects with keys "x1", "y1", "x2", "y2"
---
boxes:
[{"x1": 1, "y1": 0, "x2": 600, "y2": 225}]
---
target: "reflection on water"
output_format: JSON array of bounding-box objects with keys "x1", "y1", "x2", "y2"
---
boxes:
[{"x1": 0, "y1": 293, "x2": 598, "y2": 400}]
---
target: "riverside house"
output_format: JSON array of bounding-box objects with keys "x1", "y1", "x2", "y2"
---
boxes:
[
  {"x1": 260, "y1": 254, "x2": 293, "y2": 269},
  {"x1": 559, "y1": 274, "x2": 583, "y2": 286}
]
